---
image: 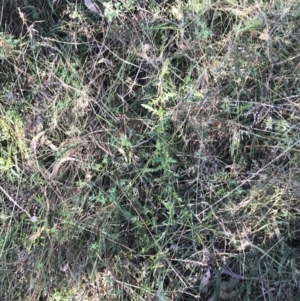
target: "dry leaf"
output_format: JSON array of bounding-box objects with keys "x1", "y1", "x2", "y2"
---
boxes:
[
  {"x1": 30, "y1": 131, "x2": 45, "y2": 154},
  {"x1": 141, "y1": 44, "x2": 151, "y2": 54},
  {"x1": 200, "y1": 269, "x2": 211, "y2": 293},
  {"x1": 259, "y1": 28, "x2": 269, "y2": 41},
  {"x1": 60, "y1": 263, "x2": 69, "y2": 273},
  {"x1": 170, "y1": 6, "x2": 184, "y2": 21},
  {"x1": 118, "y1": 147, "x2": 127, "y2": 162}
]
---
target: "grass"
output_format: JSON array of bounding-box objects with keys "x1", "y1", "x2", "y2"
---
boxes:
[{"x1": 0, "y1": 0, "x2": 300, "y2": 300}]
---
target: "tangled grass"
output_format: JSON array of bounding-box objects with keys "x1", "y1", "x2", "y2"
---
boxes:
[{"x1": 0, "y1": 0, "x2": 300, "y2": 300}]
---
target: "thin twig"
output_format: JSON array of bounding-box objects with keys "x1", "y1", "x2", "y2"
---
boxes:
[{"x1": 0, "y1": 186, "x2": 30, "y2": 217}]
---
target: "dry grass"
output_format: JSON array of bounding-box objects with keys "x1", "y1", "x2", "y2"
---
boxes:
[{"x1": 0, "y1": 0, "x2": 300, "y2": 300}]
